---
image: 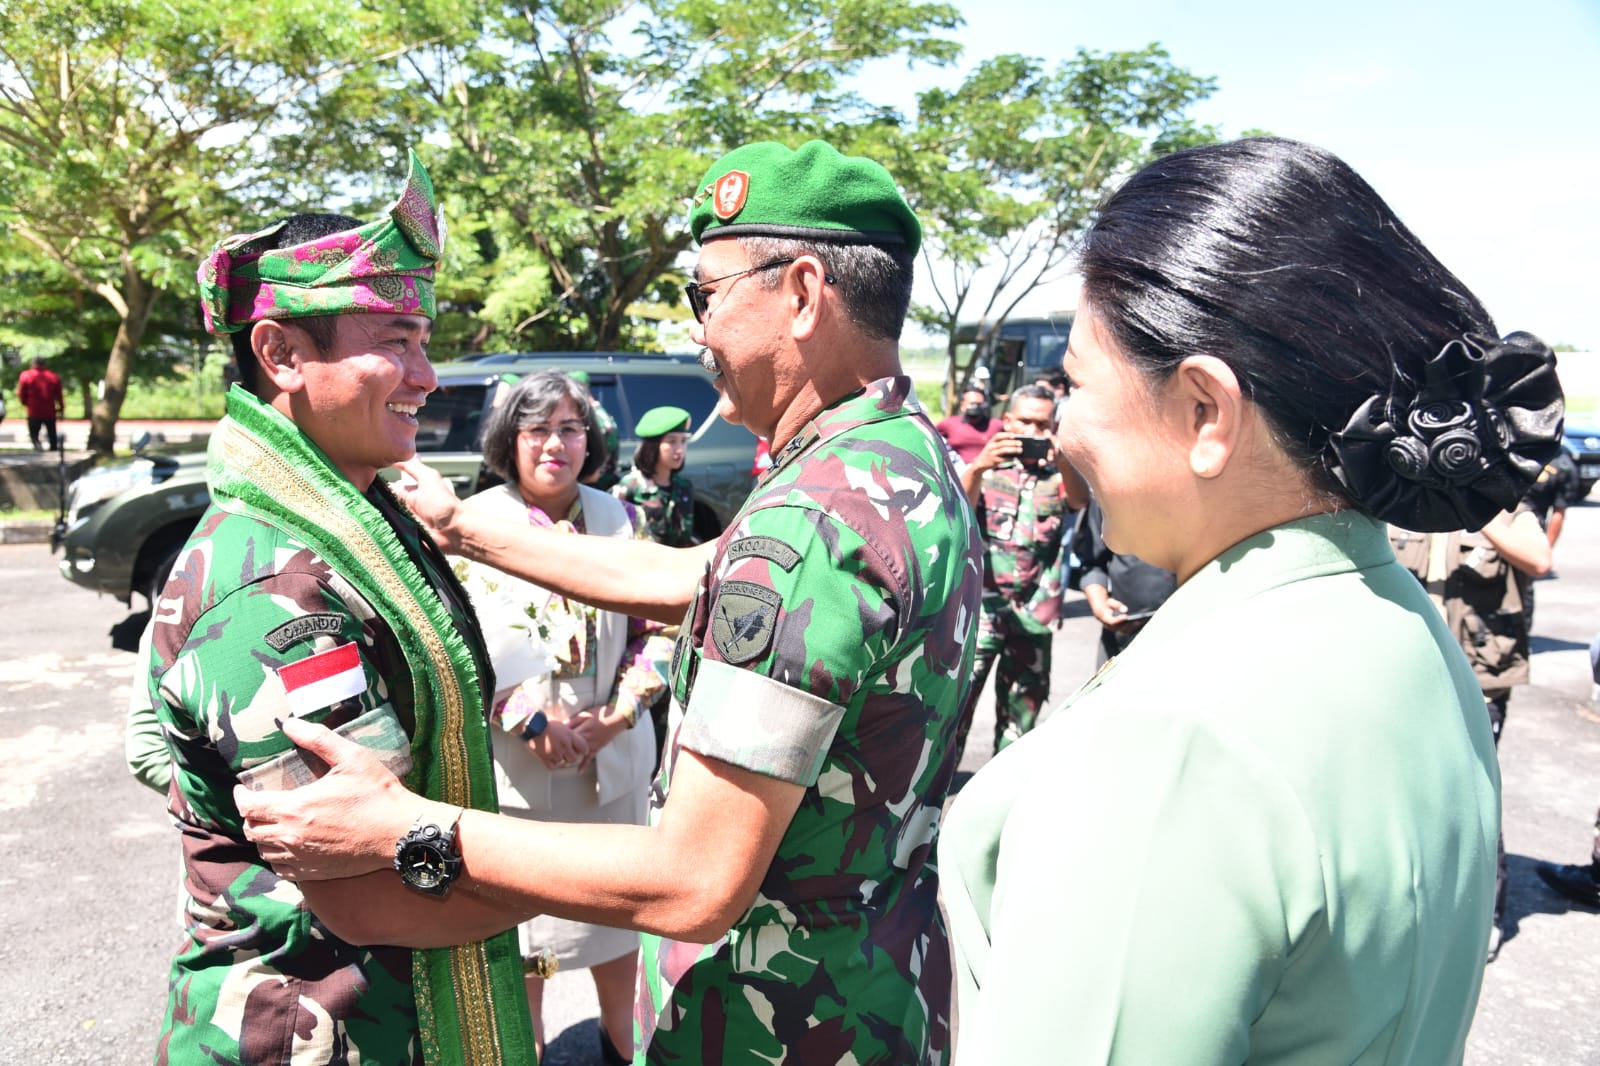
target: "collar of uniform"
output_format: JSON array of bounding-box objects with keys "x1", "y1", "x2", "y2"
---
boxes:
[
  {"x1": 1130, "y1": 510, "x2": 1390, "y2": 650},
  {"x1": 1067, "y1": 509, "x2": 1391, "y2": 705},
  {"x1": 757, "y1": 375, "x2": 919, "y2": 488}
]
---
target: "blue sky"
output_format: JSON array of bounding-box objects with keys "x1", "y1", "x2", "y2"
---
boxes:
[{"x1": 858, "y1": 0, "x2": 1600, "y2": 350}]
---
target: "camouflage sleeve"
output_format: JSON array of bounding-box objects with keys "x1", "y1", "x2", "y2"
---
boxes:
[
  {"x1": 1020, "y1": 532, "x2": 1067, "y2": 627},
  {"x1": 152, "y1": 568, "x2": 405, "y2": 827},
  {"x1": 125, "y1": 615, "x2": 171, "y2": 795},
  {"x1": 677, "y1": 503, "x2": 902, "y2": 786}
]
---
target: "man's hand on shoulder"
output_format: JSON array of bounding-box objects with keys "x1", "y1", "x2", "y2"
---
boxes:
[
  {"x1": 393, "y1": 458, "x2": 464, "y2": 551},
  {"x1": 236, "y1": 716, "x2": 419, "y2": 882}
]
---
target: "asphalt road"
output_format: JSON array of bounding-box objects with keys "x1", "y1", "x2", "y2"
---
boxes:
[{"x1": 1, "y1": 502, "x2": 1597, "y2": 1065}]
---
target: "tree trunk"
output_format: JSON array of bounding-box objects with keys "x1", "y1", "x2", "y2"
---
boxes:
[{"x1": 87, "y1": 269, "x2": 156, "y2": 456}]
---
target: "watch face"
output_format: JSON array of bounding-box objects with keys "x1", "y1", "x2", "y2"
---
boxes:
[{"x1": 400, "y1": 842, "x2": 448, "y2": 889}]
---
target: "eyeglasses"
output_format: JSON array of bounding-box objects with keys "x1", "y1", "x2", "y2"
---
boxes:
[
  {"x1": 520, "y1": 422, "x2": 588, "y2": 447},
  {"x1": 683, "y1": 258, "x2": 795, "y2": 323}
]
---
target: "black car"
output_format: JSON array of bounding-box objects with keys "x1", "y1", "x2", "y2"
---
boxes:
[{"x1": 1562, "y1": 420, "x2": 1600, "y2": 500}]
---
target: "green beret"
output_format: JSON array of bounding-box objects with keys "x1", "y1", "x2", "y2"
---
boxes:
[
  {"x1": 635, "y1": 406, "x2": 692, "y2": 439},
  {"x1": 689, "y1": 140, "x2": 921, "y2": 257},
  {"x1": 568, "y1": 370, "x2": 590, "y2": 386}
]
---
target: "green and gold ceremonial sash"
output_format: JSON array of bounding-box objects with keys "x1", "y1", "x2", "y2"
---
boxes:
[{"x1": 208, "y1": 385, "x2": 534, "y2": 1066}]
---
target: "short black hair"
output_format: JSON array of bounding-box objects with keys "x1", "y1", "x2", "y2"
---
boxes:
[
  {"x1": 227, "y1": 213, "x2": 362, "y2": 396},
  {"x1": 737, "y1": 236, "x2": 915, "y2": 342},
  {"x1": 479, "y1": 370, "x2": 606, "y2": 485},
  {"x1": 1079, "y1": 137, "x2": 1494, "y2": 506}
]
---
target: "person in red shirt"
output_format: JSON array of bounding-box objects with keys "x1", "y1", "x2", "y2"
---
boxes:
[
  {"x1": 935, "y1": 386, "x2": 1001, "y2": 465},
  {"x1": 17, "y1": 357, "x2": 65, "y2": 452}
]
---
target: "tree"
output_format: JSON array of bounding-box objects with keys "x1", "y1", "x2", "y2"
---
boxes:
[
  {"x1": 390, "y1": 0, "x2": 962, "y2": 351},
  {"x1": 882, "y1": 45, "x2": 1218, "y2": 411},
  {"x1": 0, "y1": 0, "x2": 428, "y2": 454}
]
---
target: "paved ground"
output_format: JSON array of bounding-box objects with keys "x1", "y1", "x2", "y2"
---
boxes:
[{"x1": 0, "y1": 501, "x2": 1596, "y2": 1064}]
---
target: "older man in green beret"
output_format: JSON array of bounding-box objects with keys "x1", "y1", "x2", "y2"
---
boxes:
[
  {"x1": 153, "y1": 151, "x2": 534, "y2": 1066},
  {"x1": 236, "y1": 139, "x2": 983, "y2": 1066}
]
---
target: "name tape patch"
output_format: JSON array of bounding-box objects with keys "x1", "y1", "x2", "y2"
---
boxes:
[
  {"x1": 725, "y1": 536, "x2": 801, "y2": 572},
  {"x1": 264, "y1": 613, "x2": 345, "y2": 652}
]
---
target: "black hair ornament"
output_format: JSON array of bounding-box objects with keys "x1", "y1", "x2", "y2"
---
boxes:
[{"x1": 1327, "y1": 332, "x2": 1563, "y2": 532}]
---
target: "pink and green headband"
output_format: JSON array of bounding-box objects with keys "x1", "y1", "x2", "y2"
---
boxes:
[{"x1": 197, "y1": 149, "x2": 444, "y2": 336}]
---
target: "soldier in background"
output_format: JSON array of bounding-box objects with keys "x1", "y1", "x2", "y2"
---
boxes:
[
  {"x1": 613, "y1": 405, "x2": 697, "y2": 547},
  {"x1": 573, "y1": 369, "x2": 621, "y2": 490},
  {"x1": 152, "y1": 153, "x2": 533, "y2": 1064},
  {"x1": 955, "y1": 384, "x2": 1087, "y2": 759},
  {"x1": 1389, "y1": 503, "x2": 1552, "y2": 961},
  {"x1": 237, "y1": 138, "x2": 982, "y2": 1066}
]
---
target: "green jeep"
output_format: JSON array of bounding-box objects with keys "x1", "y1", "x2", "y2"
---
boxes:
[{"x1": 58, "y1": 353, "x2": 758, "y2": 605}]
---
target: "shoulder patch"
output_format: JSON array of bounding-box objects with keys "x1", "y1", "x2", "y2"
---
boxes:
[
  {"x1": 725, "y1": 535, "x2": 802, "y2": 572},
  {"x1": 264, "y1": 613, "x2": 344, "y2": 652},
  {"x1": 710, "y1": 580, "x2": 781, "y2": 664}
]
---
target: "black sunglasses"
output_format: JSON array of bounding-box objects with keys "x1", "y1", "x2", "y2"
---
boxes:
[{"x1": 683, "y1": 258, "x2": 837, "y2": 323}]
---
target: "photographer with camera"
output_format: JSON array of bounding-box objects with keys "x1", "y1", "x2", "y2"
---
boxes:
[{"x1": 955, "y1": 385, "x2": 1087, "y2": 760}]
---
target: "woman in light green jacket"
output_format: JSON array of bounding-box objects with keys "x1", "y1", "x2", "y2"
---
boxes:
[{"x1": 941, "y1": 137, "x2": 1565, "y2": 1065}]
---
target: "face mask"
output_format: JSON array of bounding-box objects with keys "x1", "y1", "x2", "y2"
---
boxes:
[{"x1": 962, "y1": 404, "x2": 987, "y2": 421}]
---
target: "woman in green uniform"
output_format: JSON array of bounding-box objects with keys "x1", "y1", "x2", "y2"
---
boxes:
[
  {"x1": 940, "y1": 137, "x2": 1564, "y2": 1064},
  {"x1": 613, "y1": 405, "x2": 697, "y2": 547}
]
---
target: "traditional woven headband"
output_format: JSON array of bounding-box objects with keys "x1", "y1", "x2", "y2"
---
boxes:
[{"x1": 197, "y1": 149, "x2": 444, "y2": 335}]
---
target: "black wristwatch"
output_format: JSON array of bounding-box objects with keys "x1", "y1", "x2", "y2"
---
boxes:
[
  {"x1": 519, "y1": 710, "x2": 549, "y2": 741},
  {"x1": 394, "y1": 810, "x2": 464, "y2": 896}
]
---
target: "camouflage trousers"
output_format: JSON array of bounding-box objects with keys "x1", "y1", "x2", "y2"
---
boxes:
[{"x1": 955, "y1": 597, "x2": 1052, "y2": 761}]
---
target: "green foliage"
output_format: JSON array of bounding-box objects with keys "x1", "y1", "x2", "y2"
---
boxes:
[
  {"x1": 0, "y1": 0, "x2": 444, "y2": 449},
  {"x1": 887, "y1": 44, "x2": 1218, "y2": 405},
  {"x1": 0, "y1": 0, "x2": 1239, "y2": 444},
  {"x1": 118, "y1": 346, "x2": 231, "y2": 419},
  {"x1": 385, "y1": 0, "x2": 962, "y2": 350}
]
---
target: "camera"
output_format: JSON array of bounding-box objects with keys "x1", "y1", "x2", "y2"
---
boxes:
[{"x1": 1017, "y1": 436, "x2": 1052, "y2": 465}]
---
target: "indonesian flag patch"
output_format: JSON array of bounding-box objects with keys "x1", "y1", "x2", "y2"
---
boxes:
[{"x1": 276, "y1": 642, "x2": 366, "y2": 718}]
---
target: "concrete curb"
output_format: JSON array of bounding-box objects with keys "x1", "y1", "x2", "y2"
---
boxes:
[{"x1": 0, "y1": 520, "x2": 57, "y2": 545}]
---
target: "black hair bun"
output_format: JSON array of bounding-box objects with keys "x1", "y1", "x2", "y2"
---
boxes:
[{"x1": 1326, "y1": 332, "x2": 1563, "y2": 531}]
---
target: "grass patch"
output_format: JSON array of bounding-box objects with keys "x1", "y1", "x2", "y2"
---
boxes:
[
  {"x1": 0, "y1": 507, "x2": 57, "y2": 522},
  {"x1": 120, "y1": 355, "x2": 230, "y2": 420}
]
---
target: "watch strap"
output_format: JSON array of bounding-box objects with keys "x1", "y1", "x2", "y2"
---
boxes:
[{"x1": 519, "y1": 709, "x2": 549, "y2": 740}]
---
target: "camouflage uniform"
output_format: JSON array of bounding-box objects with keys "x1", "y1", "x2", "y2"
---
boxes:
[
  {"x1": 149, "y1": 414, "x2": 506, "y2": 1065},
  {"x1": 637, "y1": 375, "x2": 982, "y2": 1065},
  {"x1": 613, "y1": 467, "x2": 696, "y2": 547},
  {"x1": 957, "y1": 459, "x2": 1070, "y2": 757}
]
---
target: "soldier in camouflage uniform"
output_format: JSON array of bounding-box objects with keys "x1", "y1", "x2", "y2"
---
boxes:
[
  {"x1": 613, "y1": 405, "x2": 697, "y2": 547},
  {"x1": 955, "y1": 384, "x2": 1081, "y2": 758},
  {"x1": 236, "y1": 139, "x2": 981, "y2": 1066},
  {"x1": 156, "y1": 153, "x2": 533, "y2": 1066}
]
